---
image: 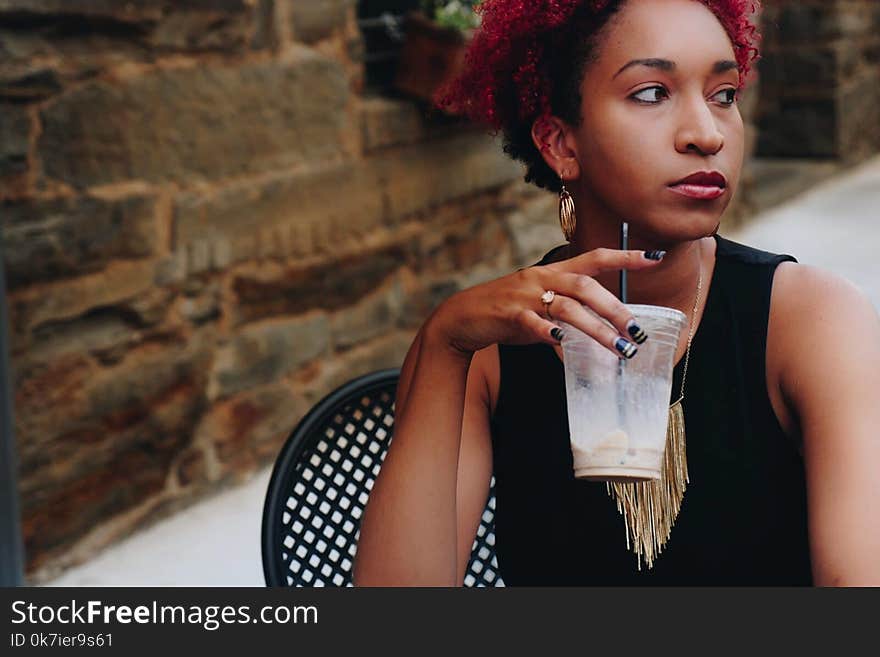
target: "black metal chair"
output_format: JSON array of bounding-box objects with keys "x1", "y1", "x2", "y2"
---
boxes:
[{"x1": 262, "y1": 368, "x2": 504, "y2": 587}]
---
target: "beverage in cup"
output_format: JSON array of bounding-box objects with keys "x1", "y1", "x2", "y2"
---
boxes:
[{"x1": 556, "y1": 304, "x2": 686, "y2": 481}]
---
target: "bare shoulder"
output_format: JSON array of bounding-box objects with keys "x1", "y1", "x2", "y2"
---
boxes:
[
  {"x1": 772, "y1": 261, "x2": 875, "y2": 317},
  {"x1": 771, "y1": 262, "x2": 878, "y2": 353},
  {"x1": 769, "y1": 261, "x2": 880, "y2": 419}
]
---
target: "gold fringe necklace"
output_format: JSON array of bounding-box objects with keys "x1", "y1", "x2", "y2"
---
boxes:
[{"x1": 607, "y1": 261, "x2": 703, "y2": 570}]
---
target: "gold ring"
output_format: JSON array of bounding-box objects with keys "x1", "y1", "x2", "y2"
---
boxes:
[{"x1": 541, "y1": 290, "x2": 556, "y2": 319}]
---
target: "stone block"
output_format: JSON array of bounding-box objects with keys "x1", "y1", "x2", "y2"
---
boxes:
[
  {"x1": 82, "y1": 342, "x2": 207, "y2": 419},
  {"x1": 0, "y1": 66, "x2": 61, "y2": 101},
  {"x1": 759, "y1": 46, "x2": 843, "y2": 91},
  {"x1": 395, "y1": 251, "x2": 517, "y2": 331},
  {"x1": 179, "y1": 282, "x2": 222, "y2": 325},
  {"x1": 359, "y1": 96, "x2": 426, "y2": 152},
  {"x1": 18, "y1": 343, "x2": 210, "y2": 543},
  {"x1": 153, "y1": 250, "x2": 188, "y2": 286},
  {"x1": 837, "y1": 73, "x2": 880, "y2": 161},
  {"x1": 195, "y1": 382, "x2": 309, "y2": 473},
  {"x1": 251, "y1": 0, "x2": 279, "y2": 50},
  {"x1": 208, "y1": 312, "x2": 330, "y2": 399},
  {"x1": 759, "y1": 67, "x2": 880, "y2": 160},
  {"x1": 175, "y1": 447, "x2": 207, "y2": 487},
  {"x1": 173, "y1": 161, "x2": 383, "y2": 261},
  {"x1": 150, "y1": 4, "x2": 256, "y2": 51},
  {"x1": 460, "y1": 260, "x2": 514, "y2": 288},
  {"x1": 184, "y1": 240, "x2": 213, "y2": 276},
  {"x1": 124, "y1": 287, "x2": 178, "y2": 327},
  {"x1": 21, "y1": 286, "x2": 178, "y2": 368},
  {"x1": 0, "y1": 1, "x2": 165, "y2": 19},
  {"x1": 504, "y1": 192, "x2": 561, "y2": 267},
  {"x1": 29, "y1": 310, "x2": 134, "y2": 365},
  {"x1": 290, "y1": 0, "x2": 353, "y2": 44},
  {"x1": 397, "y1": 269, "x2": 461, "y2": 329},
  {"x1": 836, "y1": 0, "x2": 874, "y2": 39},
  {"x1": 0, "y1": 21, "x2": 139, "y2": 69},
  {"x1": 757, "y1": 96, "x2": 838, "y2": 157},
  {"x1": 762, "y1": 0, "x2": 867, "y2": 47},
  {"x1": 378, "y1": 131, "x2": 524, "y2": 223},
  {"x1": 867, "y1": 36, "x2": 880, "y2": 67},
  {"x1": 8, "y1": 260, "x2": 157, "y2": 348},
  {"x1": 0, "y1": 103, "x2": 30, "y2": 178},
  {"x1": 13, "y1": 352, "x2": 94, "y2": 443},
  {"x1": 39, "y1": 48, "x2": 349, "y2": 188},
  {"x1": 737, "y1": 83, "x2": 760, "y2": 126},
  {"x1": 3, "y1": 192, "x2": 158, "y2": 287},
  {"x1": 230, "y1": 242, "x2": 408, "y2": 325},
  {"x1": 411, "y1": 208, "x2": 513, "y2": 279},
  {"x1": 0, "y1": 1, "x2": 256, "y2": 52},
  {"x1": 21, "y1": 448, "x2": 168, "y2": 572},
  {"x1": 298, "y1": 330, "x2": 414, "y2": 406},
  {"x1": 329, "y1": 277, "x2": 403, "y2": 349}
]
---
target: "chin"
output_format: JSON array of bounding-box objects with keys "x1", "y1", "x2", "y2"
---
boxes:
[{"x1": 633, "y1": 210, "x2": 722, "y2": 246}]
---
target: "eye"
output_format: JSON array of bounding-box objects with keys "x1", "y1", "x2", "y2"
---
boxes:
[
  {"x1": 712, "y1": 88, "x2": 737, "y2": 106},
  {"x1": 630, "y1": 86, "x2": 669, "y2": 104}
]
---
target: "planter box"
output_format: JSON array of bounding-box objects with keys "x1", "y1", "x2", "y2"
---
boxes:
[{"x1": 394, "y1": 12, "x2": 473, "y2": 104}]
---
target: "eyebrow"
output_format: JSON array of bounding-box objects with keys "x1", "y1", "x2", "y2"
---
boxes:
[{"x1": 613, "y1": 58, "x2": 739, "y2": 78}]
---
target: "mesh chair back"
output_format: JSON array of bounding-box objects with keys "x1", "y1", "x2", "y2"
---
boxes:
[{"x1": 262, "y1": 368, "x2": 504, "y2": 587}]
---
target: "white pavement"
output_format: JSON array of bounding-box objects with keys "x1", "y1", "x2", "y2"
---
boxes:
[
  {"x1": 732, "y1": 156, "x2": 880, "y2": 309},
  {"x1": 47, "y1": 467, "x2": 272, "y2": 586},
  {"x1": 45, "y1": 155, "x2": 880, "y2": 587}
]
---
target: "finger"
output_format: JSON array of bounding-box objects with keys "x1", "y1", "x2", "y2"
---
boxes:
[
  {"x1": 548, "y1": 272, "x2": 647, "y2": 344},
  {"x1": 559, "y1": 248, "x2": 666, "y2": 277},
  {"x1": 550, "y1": 295, "x2": 639, "y2": 359},
  {"x1": 518, "y1": 309, "x2": 566, "y2": 346}
]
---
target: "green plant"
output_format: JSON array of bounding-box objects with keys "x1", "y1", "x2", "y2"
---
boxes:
[{"x1": 421, "y1": 0, "x2": 482, "y2": 32}]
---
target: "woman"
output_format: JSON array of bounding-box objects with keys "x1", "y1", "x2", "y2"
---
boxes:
[{"x1": 353, "y1": 0, "x2": 880, "y2": 585}]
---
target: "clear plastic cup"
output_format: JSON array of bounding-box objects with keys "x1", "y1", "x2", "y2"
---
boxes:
[{"x1": 557, "y1": 304, "x2": 686, "y2": 482}]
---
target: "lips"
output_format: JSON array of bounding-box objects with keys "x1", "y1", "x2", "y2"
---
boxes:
[
  {"x1": 670, "y1": 171, "x2": 727, "y2": 188},
  {"x1": 667, "y1": 170, "x2": 727, "y2": 200}
]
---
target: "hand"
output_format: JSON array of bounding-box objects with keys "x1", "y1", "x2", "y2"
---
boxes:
[{"x1": 425, "y1": 248, "x2": 666, "y2": 358}]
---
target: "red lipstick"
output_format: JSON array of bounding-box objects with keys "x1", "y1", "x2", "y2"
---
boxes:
[{"x1": 667, "y1": 170, "x2": 727, "y2": 200}]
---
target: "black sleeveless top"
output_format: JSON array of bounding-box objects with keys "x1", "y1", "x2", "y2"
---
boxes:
[{"x1": 489, "y1": 235, "x2": 812, "y2": 585}]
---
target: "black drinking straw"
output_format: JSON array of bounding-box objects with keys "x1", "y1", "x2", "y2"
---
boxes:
[
  {"x1": 618, "y1": 223, "x2": 628, "y2": 427},
  {"x1": 619, "y1": 222, "x2": 628, "y2": 303}
]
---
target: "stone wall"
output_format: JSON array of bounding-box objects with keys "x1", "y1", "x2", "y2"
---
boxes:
[
  {"x1": 1, "y1": 0, "x2": 561, "y2": 582},
  {"x1": 758, "y1": 0, "x2": 880, "y2": 160}
]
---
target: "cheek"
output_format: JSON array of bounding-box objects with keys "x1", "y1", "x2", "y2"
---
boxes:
[
  {"x1": 584, "y1": 109, "x2": 745, "y2": 180},
  {"x1": 580, "y1": 114, "x2": 668, "y2": 200},
  {"x1": 721, "y1": 114, "x2": 745, "y2": 187}
]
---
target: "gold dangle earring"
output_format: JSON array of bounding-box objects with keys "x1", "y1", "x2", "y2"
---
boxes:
[{"x1": 558, "y1": 174, "x2": 577, "y2": 242}]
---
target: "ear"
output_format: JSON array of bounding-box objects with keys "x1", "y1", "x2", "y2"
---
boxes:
[{"x1": 531, "y1": 115, "x2": 581, "y2": 182}]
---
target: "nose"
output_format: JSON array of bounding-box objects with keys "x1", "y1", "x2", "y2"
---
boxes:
[{"x1": 674, "y1": 96, "x2": 724, "y2": 156}]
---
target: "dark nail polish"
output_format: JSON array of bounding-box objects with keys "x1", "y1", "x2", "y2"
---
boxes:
[
  {"x1": 644, "y1": 250, "x2": 666, "y2": 261},
  {"x1": 614, "y1": 337, "x2": 638, "y2": 359},
  {"x1": 551, "y1": 327, "x2": 564, "y2": 342},
  {"x1": 626, "y1": 319, "x2": 648, "y2": 344}
]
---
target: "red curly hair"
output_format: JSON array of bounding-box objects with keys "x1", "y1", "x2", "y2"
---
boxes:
[{"x1": 437, "y1": 0, "x2": 762, "y2": 191}]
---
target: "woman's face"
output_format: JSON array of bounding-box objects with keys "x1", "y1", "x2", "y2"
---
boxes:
[{"x1": 571, "y1": 0, "x2": 745, "y2": 243}]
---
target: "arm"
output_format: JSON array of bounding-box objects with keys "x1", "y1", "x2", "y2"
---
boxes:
[
  {"x1": 772, "y1": 263, "x2": 880, "y2": 585},
  {"x1": 353, "y1": 247, "x2": 660, "y2": 585},
  {"x1": 352, "y1": 317, "x2": 493, "y2": 586}
]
